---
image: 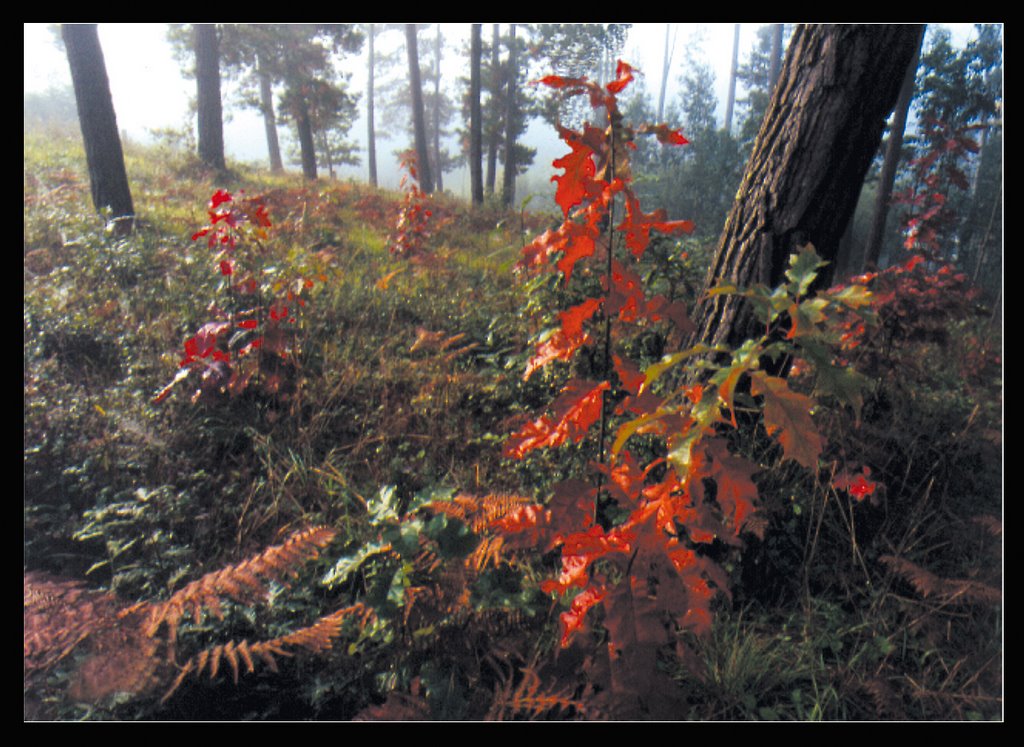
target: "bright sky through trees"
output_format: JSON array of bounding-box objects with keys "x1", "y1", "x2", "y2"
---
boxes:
[{"x1": 24, "y1": 23, "x2": 978, "y2": 194}]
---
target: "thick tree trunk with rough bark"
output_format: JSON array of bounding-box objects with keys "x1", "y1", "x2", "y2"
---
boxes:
[
  {"x1": 62, "y1": 24, "x2": 135, "y2": 232},
  {"x1": 194, "y1": 24, "x2": 226, "y2": 173},
  {"x1": 691, "y1": 24, "x2": 925, "y2": 351}
]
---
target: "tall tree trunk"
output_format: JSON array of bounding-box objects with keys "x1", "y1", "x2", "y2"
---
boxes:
[
  {"x1": 861, "y1": 29, "x2": 923, "y2": 271},
  {"x1": 724, "y1": 24, "x2": 740, "y2": 134},
  {"x1": 469, "y1": 23, "x2": 484, "y2": 206},
  {"x1": 768, "y1": 24, "x2": 784, "y2": 90},
  {"x1": 485, "y1": 24, "x2": 500, "y2": 196},
  {"x1": 294, "y1": 97, "x2": 318, "y2": 180},
  {"x1": 432, "y1": 24, "x2": 443, "y2": 192},
  {"x1": 690, "y1": 24, "x2": 925, "y2": 352},
  {"x1": 406, "y1": 24, "x2": 434, "y2": 193},
  {"x1": 366, "y1": 23, "x2": 378, "y2": 188},
  {"x1": 257, "y1": 56, "x2": 283, "y2": 174},
  {"x1": 656, "y1": 24, "x2": 675, "y2": 123},
  {"x1": 61, "y1": 24, "x2": 134, "y2": 233},
  {"x1": 501, "y1": 23, "x2": 517, "y2": 209},
  {"x1": 194, "y1": 24, "x2": 226, "y2": 172}
]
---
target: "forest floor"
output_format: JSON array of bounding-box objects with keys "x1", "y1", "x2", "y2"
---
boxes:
[{"x1": 24, "y1": 130, "x2": 1002, "y2": 721}]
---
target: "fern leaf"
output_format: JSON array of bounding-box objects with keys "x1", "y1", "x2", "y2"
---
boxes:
[{"x1": 145, "y1": 526, "x2": 337, "y2": 639}]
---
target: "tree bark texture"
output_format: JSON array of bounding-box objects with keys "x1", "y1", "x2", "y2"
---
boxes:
[
  {"x1": 62, "y1": 24, "x2": 135, "y2": 229},
  {"x1": 194, "y1": 24, "x2": 226, "y2": 172},
  {"x1": 862, "y1": 30, "x2": 924, "y2": 271},
  {"x1": 406, "y1": 24, "x2": 434, "y2": 193},
  {"x1": 691, "y1": 24, "x2": 925, "y2": 351},
  {"x1": 469, "y1": 24, "x2": 484, "y2": 206}
]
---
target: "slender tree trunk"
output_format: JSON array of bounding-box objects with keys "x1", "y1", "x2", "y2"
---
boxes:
[
  {"x1": 724, "y1": 24, "x2": 740, "y2": 134},
  {"x1": 257, "y1": 56, "x2": 283, "y2": 173},
  {"x1": 501, "y1": 23, "x2": 517, "y2": 209},
  {"x1": 862, "y1": 29, "x2": 923, "y2": 271},
  {"x1": 406, "y1": 24, "x2": 434, "y2": 193},
  {"x1": 294, "y1": 97, "x2": 318, "y2": 180},
  {"x1": 61, "y1": 23, "x2": 134, "y2": 232},
  {"x1": 768, "y1": 24, "x2": 784, "y2": 91},
  {"x1": 366, "y1": 23, "x2": 378, "y2": 188},
  {"x1": 691, "y1": 24, "x2": 926, "y2": 352},
  {"x1": 469, "y1": 23, "x2": 484, "y2": 206},
  {"x1": 485, "y1": 24, "x2": 500, "y2": 196},
  {"x1": 656, "y1": 24, "x2": 675, "y2": 122},
  {"x1": 194, "y1": 24, "x2": 226, "y2": 172},
  {"x1": 432, "y1": 24, "x2": 443, "y2": 192}
]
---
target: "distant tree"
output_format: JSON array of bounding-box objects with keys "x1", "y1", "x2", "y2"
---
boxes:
[
  {"x1": 24, "y1": 85, "x2": 78, "y2": 132},
  {"x1": 527, "y1": 23, "x2": 631, "y2": 129},
  {"x1": 626, "y1": 30, "x2": 744, "y2": 234},
  {"x1": 768, "y1": 23, "x2": 784, "y2": 89},
  {"x1": 193, "y1": 24, "x2": 226, "y2": 172},
  {"x1": 485, "y1": 24, "x2": 501, "y2": 196},
  {"x1": 412, "y1": 24, "x2": 459, "y2": 192},
  {"x1": 215, "y1": 24, "x2": 286, "y2": 172},
  {"x1": 656, "y1": 24, "x2": 677, "y2": 123},
  {"x1": 861, "y1": 29, "x2": 923, "y2": 271},
  {"x1": 691, "y1": 24, "x2": 925, "y2": 352},
  {"x1": 734, "y1": 24, "x2": 794, "y2": 150},
  {"x1": 723, "y1": 24, "x2": 740, "y2": 134},
  {"x1": 908, "y1": 24, "x2": 1003, "y2": 269},
  {"x1": 468, "y1": 23, "x2": 484, "y2": 206},
  {"x1": 406, "y1": 23, "x2": 434, "y2": 193},
  {"x1": 61, "y1": 24, "x2": 134, "y2": 233},
  {"x1": 501, "y1": 23, "x2": 519, "y2": 208},
  {"x1": 366, "y1": 23, "x2": 379, "y2": 186},
  {"x1": 216, "y1": 24, "x2": 363, "y2": 180}
]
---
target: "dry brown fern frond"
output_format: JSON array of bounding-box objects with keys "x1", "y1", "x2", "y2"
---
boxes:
[
  {"x1": 144, "y1": 525, "x2": 337, "y2": 646},
  {"x1": 880, "y1": 555, "x2": 1001, "y2": 607},
  {"x1": 24, "y1": 572, "x2": 170, "y2": 703},
  {"x1": 426, "y1": 493, "x2": 537, "y2": 533},
  {"x1": 485, "y1": 665, "x2": 595, "y2": 721},
  {"x1": 161, "y1": 602, "x2": 373, "y2": 703},
  {"x1": 24, "y1": 571, "x2": 122, "y2": 677},
  {"x1": 861, "y1": 676, "x2": 906, "y2": 719}
]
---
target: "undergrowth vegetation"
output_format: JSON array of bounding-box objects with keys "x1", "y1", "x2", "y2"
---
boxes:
[{"x1": 24, "y1": 66, "x2": 1001, "y2": 720}]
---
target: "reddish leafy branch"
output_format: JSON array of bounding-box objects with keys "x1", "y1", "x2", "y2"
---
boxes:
[
  {"x1": 502, "y1": 62, "x2": 884, "y2": 717},
  {"x1": 390, "y1": 150, "x2": 440, "y2": 264},
  {"x1": 154, "y1": 190, "x2": 323, "y2": 405}
]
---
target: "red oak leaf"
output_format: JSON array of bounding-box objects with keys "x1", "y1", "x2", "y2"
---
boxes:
[
  {"x1": 550, "y1": 134, "x2": 599, "y2": 217},
  {"x1": 750, "y1": 372, "x2": 823, "y2": 470},
  {"x1": 557, "y1": 585, "x2": 607, "y2": 647}
]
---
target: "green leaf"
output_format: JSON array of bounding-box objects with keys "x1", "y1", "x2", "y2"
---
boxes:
[
  {"x1": 785, "y1": 244, "x2": 828, "y2": 298},
  {"x1": 368, "y1": 485, "x2": 401, "y2": 526},
  {"x1": 321, "y1": 541, "x2": 391, "y2": 589},
  {"x1": 827, "y1": 283, "x2": 873, "y2": 309}
]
